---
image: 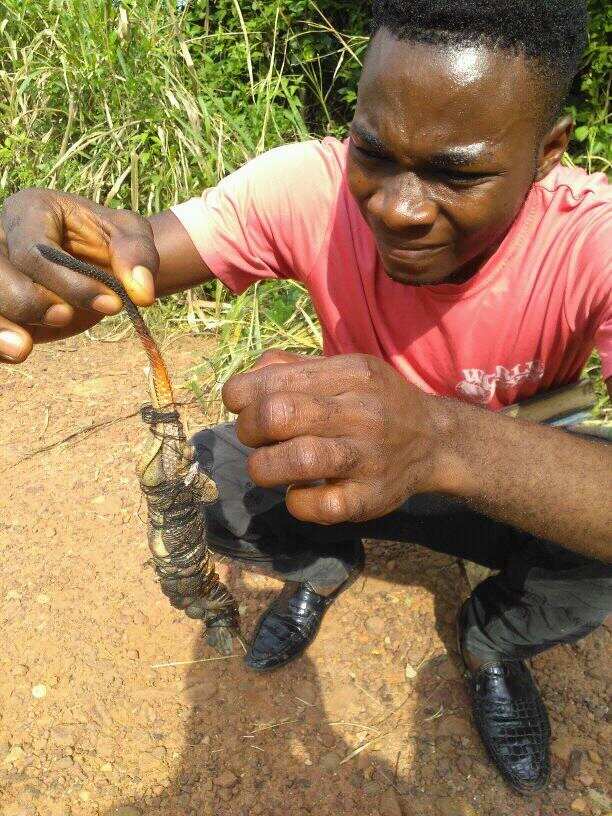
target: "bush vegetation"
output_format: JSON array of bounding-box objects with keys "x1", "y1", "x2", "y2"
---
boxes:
[{"x1": 0, "y1": 0, "x2": 609, "y2": 412}]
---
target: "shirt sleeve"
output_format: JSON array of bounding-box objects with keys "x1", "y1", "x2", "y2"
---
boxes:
[
  {"x1": 170, "y1": 139, "x2": 343, "y2": 294},
  {"x1": 580, "y1": 210, "x2": 612, "y2": 381}
]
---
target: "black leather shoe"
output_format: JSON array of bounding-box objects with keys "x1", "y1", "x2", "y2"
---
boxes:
[
  {"x1": 245, "y1": 580, "x2": 346, "y2": 672},
  {"x1": 457, "y1": 605, "x2": 551, "y2": 794}
]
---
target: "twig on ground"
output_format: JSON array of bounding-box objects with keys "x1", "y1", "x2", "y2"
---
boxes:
[
  {"x1": 2, "y1": 410, "x2": 142, "y2": 474},
  {"x1": 339, "y1": 730, "x2": 394, "y2": 765},
  {"x1": 246, "y1": 717, "x2": 300, "y2": 735},
  {"x1": 151, "y1": 654, "x2": 241, "y2": 668}
]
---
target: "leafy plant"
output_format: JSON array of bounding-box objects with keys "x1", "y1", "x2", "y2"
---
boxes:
[{"x1": 0, "y1": 0, "x2": 609, "y2": 414}]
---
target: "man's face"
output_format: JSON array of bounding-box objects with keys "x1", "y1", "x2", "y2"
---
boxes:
[{"x1": 348, "y1": 31, "x2": 547, "y2": 285}]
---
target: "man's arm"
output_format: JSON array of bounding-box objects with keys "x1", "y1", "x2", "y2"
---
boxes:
[
  {"x1": 223, "y1": 353, "x2": 612, "y2": 563},
  {"x1": 149, "y1": 210, "x2": 214, "y2": 295}
]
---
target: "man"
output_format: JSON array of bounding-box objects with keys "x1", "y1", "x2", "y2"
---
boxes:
[{"x1": 0, "y1": 0, "x2": 610, "y2": 795}]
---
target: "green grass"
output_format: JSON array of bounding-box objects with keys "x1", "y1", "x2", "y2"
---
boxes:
[{"x1": 0, "y1": 0, "x2": 609, "y2": 416}]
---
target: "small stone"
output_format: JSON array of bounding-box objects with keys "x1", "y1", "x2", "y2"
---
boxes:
[
  {"x1": 114, "y1": 809, "x2": 142, "y2": 816},
  {"x1": 587, "y1": 789, "x2": 612, "y2": 810},
  {"x1": 36, "y1": 594, "x2": 50, "y2": 605},
  {"x1": 6, "y1": 590, "x2": 21, "y2": 600},
  {"x1": 365, "y1": 616, "x2": 386, "y2": 636},
  {"x1": 379, "y1": 789, "x2": 403, "y2": 816},
  {"x1": 404, "y1": 662, "x2": 417, "y2": 680},
  {"x1": 12, "y1": 664, "x2": 29, "y2": 677},
  {"x1": 320, "y1": 752, "x2": 340, "y2": 771},
  {"x1": 31, "y1": 684, "x2": 47, "y2": 699},
  {"x1": 214, "y1": 771, "x2": 238, "y2": 788},
  {"x1": 571, "y1": 798, "x2": 588, "y2": 813},
  {"x1": 55, "y1": 756, "x2": 74, "y2": 770},
  {"x1": 588, "y1": 750, "x2": 602, "y2": 765},
  {"x1": 79, "y1": 789, "x2": 91, "y2": 802},
  {"x1": 126, "y1": 649, "x2": 139, "y2": 660},
  {"x1": 579, "y1": 774, "x2": 594, "y2": 787},
  {"x1": 5, "y1": 745, "x2": 25, "y2": 764}
]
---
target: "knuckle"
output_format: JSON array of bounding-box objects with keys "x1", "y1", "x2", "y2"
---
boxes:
[
  {"x1": 258, "y1": 349, "x2": 281, "y2": 364},
  {"x1": 331, "y1": 439, "x2": 359, "y2": 474},
  {"x1": 259, "y1": 393, "x2": 295, "y2": 435},
  {"x1": 320, "y1": 488, "x2": 348, "y2": 522},
  {"x1": 352, "y1": 354, "x2": 379, "y2": 384},
  {"x1": 343, "y1": 491, "x2": 368, "y2": 522},
  {"x1": 247, "y1": 450, "x2": 266, "y2": 482},
  {"x1": 293, "y1": 438, "x2": 318, "y2": 472},
  {"x1": 12, "y1": 243, "x2": 44, "y2": 277},
  {"x1": 321, "y1": 487, "x2": 368, "y2": 523},
  {"x1": 5, "y1": 290, "x2": 37, "y2": 324}
]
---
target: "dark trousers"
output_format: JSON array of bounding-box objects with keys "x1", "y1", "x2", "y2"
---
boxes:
[{"x1": 193, "y1": 423, "x2": 612, "y2": 662}]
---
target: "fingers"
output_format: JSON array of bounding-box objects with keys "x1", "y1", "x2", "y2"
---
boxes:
[
  {"x1": 6, "y1": 241, "x2": 125, "y2": 316},
  {"x1": 247, "y1": 436, "x2": 359, "y2": 487},
  {"x1": 61, "y1": 205, "x2": 158, "y2": 305},
  {"x1": 236, "y1": 392, "x2": 345, "y2": 447},
  {"x1": 249, "y1": 349, "x2": 314, "y2": 372},
  {"x1": 3, "y1": 191, "x2": 159, "y2": 311},
  {"x1": 0, "y1": 252, "x2": 74, "y2": 326},
  {"x1": 223, "y1": 354, "x2": 378, "y2": 413},
  {"x1": 285, "y1": 481, "x2": 376, "y2": 525},
  {"x1": 0, "y1": 316, "x2": 33, "y2": 363}
]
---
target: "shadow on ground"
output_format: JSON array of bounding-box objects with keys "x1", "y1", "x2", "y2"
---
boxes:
[{"x1": 103, "y1": 542, "x2": 575, "y2": 816}]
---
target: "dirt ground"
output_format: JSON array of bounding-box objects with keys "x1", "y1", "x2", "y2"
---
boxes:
[{"x1": 1, "y1": 334, "x2": 610, "y2": 816}]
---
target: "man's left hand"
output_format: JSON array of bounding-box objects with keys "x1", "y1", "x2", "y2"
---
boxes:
[{"x1": 222, "y1": 350, "x2": 456, "y2": 524}]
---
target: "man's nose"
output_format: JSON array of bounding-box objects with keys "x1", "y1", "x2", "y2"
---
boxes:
[{"x1": 368, "y1": 174, "x2": 438, "y2": 232}]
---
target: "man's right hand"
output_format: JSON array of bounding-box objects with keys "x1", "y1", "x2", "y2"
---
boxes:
[{"x1": 0, "y1": 189, "x2": 159, "y2": 363}]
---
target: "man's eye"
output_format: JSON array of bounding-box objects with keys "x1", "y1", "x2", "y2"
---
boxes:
[
  {"x1": 439, "y1": 169, "x2": 489, "y2": 185},
  {"x1": 353, "y1": 143, "x2": 385, "y2": 161}
]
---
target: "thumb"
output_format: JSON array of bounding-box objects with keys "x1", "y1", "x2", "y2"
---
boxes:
[{"x1": 108, "y1": 222, "x2": 160, "y2": 306}]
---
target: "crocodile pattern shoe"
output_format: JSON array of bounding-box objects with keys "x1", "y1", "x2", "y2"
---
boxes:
[
  {"x1": 245, "y1": 580, "x2": 347, "y2": 672},
  {"x1": 457, "y1": 602, "x2": 551, "y2": 794}
]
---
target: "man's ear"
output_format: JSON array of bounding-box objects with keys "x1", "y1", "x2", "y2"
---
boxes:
[{"x1": 535, "y1": 115, "x2": 574, "y2": 181}]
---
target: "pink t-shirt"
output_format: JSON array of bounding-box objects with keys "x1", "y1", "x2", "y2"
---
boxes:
[{"x1": 172, "y1": 138, "x2": 611, "y2": 411}]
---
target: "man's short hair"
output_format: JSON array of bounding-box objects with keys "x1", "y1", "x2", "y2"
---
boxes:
[{"x1": 371, "y1": 0, "x2": 589, "y2": 126}]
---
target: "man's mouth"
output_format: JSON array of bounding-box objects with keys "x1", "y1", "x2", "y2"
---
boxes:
[{"x1": 384, "y1": 243, "x2": 448, "y2": 260}]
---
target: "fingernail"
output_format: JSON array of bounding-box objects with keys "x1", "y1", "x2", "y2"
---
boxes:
[
  {"x1": 91, "y1": 294, "x2": 123, "y2": 314},
  {"x1": 43, "y1": 304, "x2": 74, "y2": 326},
  {"x1": 0, "y1": 329, "x2": 25, "y2": 360},
  {"x1": 131, "y1": 266, "x2": 154, "y2": 299}
]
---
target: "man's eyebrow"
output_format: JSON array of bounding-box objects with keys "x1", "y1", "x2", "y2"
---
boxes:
[
  {"x1": 350, "y1": 123, "x2": 388, "y2": 153},
  {"x1": 428, "y1": 144, "x2": 490, "y2": 168},
  {"x1": 350, "y1": 127, "x2": 493, "y2": 168}
]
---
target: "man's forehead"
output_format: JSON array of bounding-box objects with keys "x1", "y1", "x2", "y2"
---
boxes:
[{"x1": 357, "y1": 33, "x2": 538, "y2": 153}]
